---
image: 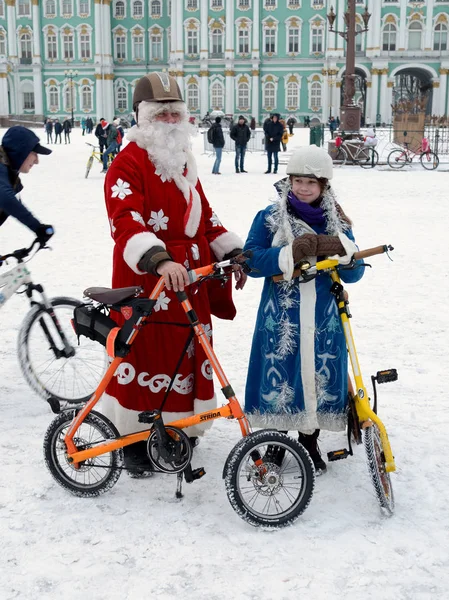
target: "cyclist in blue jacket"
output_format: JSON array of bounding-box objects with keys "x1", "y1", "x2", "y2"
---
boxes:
[{"x1": 0, "y1": 126, "x2": 54, "y2": 243}]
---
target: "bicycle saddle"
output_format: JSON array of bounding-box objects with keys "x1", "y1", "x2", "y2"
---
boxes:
[{"x1": 84, "y1": 286, "x2": 143, "y2": 304}]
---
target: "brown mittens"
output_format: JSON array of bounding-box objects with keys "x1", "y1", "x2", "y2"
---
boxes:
[{"x1": 292, "y1": 233, "x2": 346, "y2": 264}]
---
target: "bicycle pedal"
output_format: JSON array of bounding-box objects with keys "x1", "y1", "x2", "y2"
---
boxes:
[
  {"x1": 184, "y1": 466, "x2": 206, "y2": 483},
  {"x1": 138, "y1": 410, "x2": 159, "y2": 424},
  {"x1": 374, "y1": 369, "x2": 398, "y2": 384},
  {"x1": 47, "y1": 397, "x2": 61, "y2": 414},
  {"x1": 327, "y1": 449, "x2": 351, "y2": 462}
]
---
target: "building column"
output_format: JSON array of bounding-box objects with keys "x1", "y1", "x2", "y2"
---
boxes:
[
  {"x1": 94, "y1": 0, "x2": 113, "y2": 119},
  {"x1": 225, "y1": 0, "x2": 234, "y2": 61},
  {"x1": 0, "y1": 67, "x2": 9, "y2": 116},
  {"x1": 424, "y1": 0, "x2": 435, "y2": 51},
  {"x1": 378, "y1": 68, "x2": 389, "y2": 124},
  {"x1": 6, "y1": 0, "x2": 17, "y2": 58},
  {"x1": 200, "y1": 70, "x2": 209, "y2": 115},
  {"x1": 398, "y1": 0, "x2": 407, "y2": 51},
  {"x1": 31, "y1": 0, "x2": 43, "y2": 115},
  {"x1": 371, "y1": 0, "x2": 381, "y2": 54},
  {"x1": 439, "y1": 69, "x2": 448, "y2": 116},
  {"x1": 335, "y1": 81, "x2": 341, "y2": 116},
  {"x1": 336, "y1": 0, "x2": 345, "y2": 53},
  {"x1": 176, "y1": 0, "x2": 183, "y2": 61},
  {"x1": 200, "y1": 0, "x2": 208, "y2": 60},
  {"x1": 321, "y1": 71, "x2": 330, "y2": 121},
  {"x1": 365, "y1": 79, "x2": 372, "y2": 124},
  {"x1": 95, "y1": 74, "x2": 104, "y2": 120},
  {"x1": 432, "y1": 80, "x2": 440, "y2": 116},
  {"x1": 251, "y1": 68, "x2": 259, "y2": 123},
  {"x1": 103, "y1": 73, "x2": 114, "y2": 121},
  {"x1": 385, "y1": 80, "x2": 394, "y2": 125},
  {"x1": 369, "y1": 69, "x2": 379, "y2": 124},
  {"x1": 225, "y1": 70, "x2": 234, "y2": 115},
  {"x1": 365, "y1": 0, "x2": 375, "y2": 54}
]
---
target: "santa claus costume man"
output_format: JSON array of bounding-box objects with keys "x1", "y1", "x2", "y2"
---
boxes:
[{"x1": 98, "y1": 72, "x2": 246, "y2": 476}]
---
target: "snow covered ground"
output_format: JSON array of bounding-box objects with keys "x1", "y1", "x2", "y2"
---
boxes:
[{"x1": 0, "y1": 125, "x2": 448, "y2": 600}]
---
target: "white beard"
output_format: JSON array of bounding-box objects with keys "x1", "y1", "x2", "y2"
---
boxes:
[{"x1": 127, "y1": 117, "x2": 196, "y2": 183}]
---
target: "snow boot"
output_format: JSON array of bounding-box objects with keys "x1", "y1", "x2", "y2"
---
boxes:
[
  {"x1": 124, "y1": 441, "x2": 154, "y2": 479},
  {"x1": 298, "y1": 430, "x2": 327, "y2": 474}
]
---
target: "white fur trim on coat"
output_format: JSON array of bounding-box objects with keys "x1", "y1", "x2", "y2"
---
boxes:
[
  {"x1": 123, "y1": 231, "x2": 166, "y2": 275},
  {"x1": 95, "y1": 392, "x2": 217, "y2": 437},
  {"x1": 278, "y1": 243, "x2": 294, "y2": 281},
  {"x1": 209, "y1": 231, "x2": 244, "y2": 261}
]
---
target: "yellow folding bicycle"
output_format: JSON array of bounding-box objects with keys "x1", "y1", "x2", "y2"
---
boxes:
[{"x1": 84, "y1": 143, "x2": 114, "y2": 178}]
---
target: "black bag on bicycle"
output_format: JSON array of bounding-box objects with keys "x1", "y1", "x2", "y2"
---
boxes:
[{"x1": 72, "y1": 304, "x2": 118, "y2": 347}]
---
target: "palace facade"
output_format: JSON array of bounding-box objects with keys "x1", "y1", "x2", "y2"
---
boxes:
[{"x1": 0, "y1": 0, "x2": 448, "y2": 124}]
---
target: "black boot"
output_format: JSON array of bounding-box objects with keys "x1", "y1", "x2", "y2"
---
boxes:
[
  {"x1": 298, "y1": 430, "x2": 327, "y2": 474},
  {"x1": 124, "y1": 441, "x2": 154, "y2": 478}
]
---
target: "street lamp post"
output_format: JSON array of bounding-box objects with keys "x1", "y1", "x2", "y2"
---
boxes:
[
  {"x1": 327, "y1": 1, "x2": 370, "y2": 135},
  {"x1": 64, "y1": 69, "x2": 78, "y2": 128}
]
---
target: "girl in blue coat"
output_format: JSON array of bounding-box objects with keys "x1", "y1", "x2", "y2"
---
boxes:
[{"x1": 243, "y1": 145, "x2": 364, "y2": 473}]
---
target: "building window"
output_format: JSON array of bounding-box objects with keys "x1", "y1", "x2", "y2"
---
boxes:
[
  {"x1": 80, "y1": 32, "x2": 91, "y2": 59},
  {"x1": 49, "y1": 85, "x2": 59, "y2": 110},
  {"x1": 18, "y1": 0, "x2": 31, "y2": 17},
  {"x1": 45, "y1": 0, "x2": 56, "y2": 17},
  {"x1": 263, "y1": 82, "x2": 276, "y2": 109},
  {"x1": 115, "y1": 0, "x2": 125, "y2": 17},
  {"x1": 434, "y1": 22, "x2": 448, "y2": 52},
  {"x1": 79, "y1": 0, "x2": 89, "y2": 14},
  {"x1": 63, "y1": 31, "x2": 74, "y2": 59},
  {"x1": 133, "y1": 32, "x2": 144, "y2": 59},
  {"x1": 80, "y1": 85, "x2": 92, "y2": 110},
  {"x1": 64, "y1": 86, "x2": 73, "y2": 111},
  {"x1": 311, "y1": 25, "x2": 323, "y2": 52},
  {"x1": 211, "y1": 81, "x2": 224, "y2": 109},
  {"x1": 310, "y1": 81, "x2": 321, "y2": 108},
  {"x1": 288, "y1": 0, "x2": 300, "y2": 6},
  {"x1": 237, "y1": 83, "x2": 250, "y2": 110},
  {"x1": 211, "y1": 28, "x2": 223, "y2": 56},
  {"x1": 265, "y1": 28, "x2": 276, "y2": 53},
  {"x1": 187, "y1": 0, "x2": 198, "y2": 8},
  {"x1": 211, "y1": 0, "x2": 223, "y2": 8},
  {"x1": 382, "y1": 23, "x2": 396, "y2": 50},
  {"x1": 187, "y1": 83, "x2": 199, "y2": 110},
  {"x1": 115, "y1": 35, "x2": 126, "y2": 60},
  {"x1": 117, "y1": 85, "x2": 127, "y2": 110},
  {"x1": 238, "y1": 28, "x2": 250, "y2": 54},
  {"x1": 265, "y1": 0, "x2": 275, "y2": 7},
  {"x1": 288, "y1": 26, "x2": 300, "y2": 53},
  {"x1": 355, "y1": 23, "x2": 364, "y2": 52},
  {"x1": 47, "y1": 33, "x2": 57, "y2": 59},
  {"x1": 20, "y1": 33, "x2": 32, "y2": 62},
  {"x1": 238, "y1": 0, "x2": 250, "y2": 7},
  {"x1": 62, "y1": 0, "x2": 73, "y2": 16},
  {"x1": 150, "y1": 32, "x2": 163, "y2": 60},
  {"x1": 187, "y1": 29, "x2": 198, "y2": 55},
  {"x1": 408, "y1": 21, "x2": 422, "y2": 50},
  {"x1": 150, "y1": 0, "x2": 161, "y2": 16},
  {"x1": 286, "y1": 82, "x2": 299, "y2": 107},
  {"x1": 132, "y1": 0, "x2": 143, "y2": 17},
  {"x1": 0, "y1": 1, "x2": 4, "y2": 18},
  {"x1": 0, "y1": 33, "x2": 5, "y2": 55},
  {"x1": 23, "y1": 91, "x2": 34, "y2": 109}
]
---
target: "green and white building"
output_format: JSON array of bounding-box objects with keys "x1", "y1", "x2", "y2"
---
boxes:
[{"x1": 0, "y1": 0, "x2": 448, "y2": 124}]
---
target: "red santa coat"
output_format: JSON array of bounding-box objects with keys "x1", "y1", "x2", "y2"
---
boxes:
[{"x1": 98, "y1": 141, "x2": 242, "y2": 435}]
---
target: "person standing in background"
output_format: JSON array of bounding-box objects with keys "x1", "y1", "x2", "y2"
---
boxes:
[
  {"x1": 209, "y1": 116, "x2": 225, "y2": 175},
  {"x1": 230, "y1": 115, "x2": 251, "y2": 173},
  {"x1": 54, "y1": 119, "x2": 62, "y2": 144},
  {"x1": 62, "y1": 117, "x2": 71, "y2": 144}
]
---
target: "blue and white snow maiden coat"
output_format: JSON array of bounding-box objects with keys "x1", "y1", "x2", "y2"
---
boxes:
[{"x1": 243, "y1": 184, "x2": 364, "y2": 433}]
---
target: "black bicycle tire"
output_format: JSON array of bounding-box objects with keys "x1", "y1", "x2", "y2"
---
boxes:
[
  {"x1": 85, "y1": 155, "x2": 94, "y2": 179},
  {"x1": 44, "y1": 410, "x2": 123, "y2": 497},
  {"x1": 387, "y1": 149, "x2": 407, "y2": 169},
  {"x1": 224, "y1": 430, "x2": 315, "y2": 528},
  {"x1": 17, "y1": 296, "x2": 106, "y2": 405},
  {"x1": 364, "y1": 424, "x2": 395, "y2": 515},
  {"x1": 359, "y1": 148, "x2": 379, "y2": 169},
  {"x1": 420, "y1": 151, "x2": 439, "y2": 171},
  {"x1": 334, "y1": 147, "x2": 347, "y2": 166}
]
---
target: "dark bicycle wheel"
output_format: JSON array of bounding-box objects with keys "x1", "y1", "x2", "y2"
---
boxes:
[
  {"x1": 420, "y1": 151, "x2": 439, "y2": 171},
  {"x1": 44, "y1": 410, "x2": 123, "y2": 497},
  {"x1": 85, "y1": 155, "x2": 94, "y2": 179},
  {"x1": 224, "y1": 430, "x2": 315, "y2": 528},
  {"x1": 333, "y1": 147, "x2": 347, "y2": 166},
  {"x1": 359, "y1": 148, "x2": 379, "y2": 169},
  {"x1": 18, "y1": 297, "x2": 107, "y2": 406},
  {"x1": 364, "y1": 424, "x2": 395, "y2": 515},
  {"x1": 387, "y1": 149, "x2": 408, "y2": 169}
]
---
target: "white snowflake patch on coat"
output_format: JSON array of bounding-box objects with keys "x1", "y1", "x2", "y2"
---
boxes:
[
  {"x1": 109, "y1": 218, "x2": 116, "y2": 234},
  {"x1": 148, "y1": 209, "x2": 169, "y2": 232},
  {"x1": 111, "y1": 179, "x2": 132, "y2": 200},
  {"x1": 154, "y1": 291, "x2": 171, "y2": 312},
  {"x1": 191, "y1": 244, "x2": 200, "y2": 261},
  {"x1": 210, "y1": 212, "x2": 222, "y2": 227},
  {"x1": 131, "y1": 211, "x2": 145, "y2": 226}
]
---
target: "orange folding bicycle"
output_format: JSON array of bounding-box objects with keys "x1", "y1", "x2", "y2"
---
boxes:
[{"x1": 43, "y1": 254, "x2": 315, "y2": 528}]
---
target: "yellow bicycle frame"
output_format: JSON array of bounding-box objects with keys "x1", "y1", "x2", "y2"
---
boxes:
[{"x1": 316, "y1": 258, "x2": 396, "y2": 472}]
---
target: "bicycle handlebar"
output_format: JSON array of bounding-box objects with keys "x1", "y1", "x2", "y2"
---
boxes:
[
  {"x1": 272, "y1": 244, "x2": 394, "y2": 282},
  {"x1": 0, "y1": 238, "x2": 43, "y2": 263}
]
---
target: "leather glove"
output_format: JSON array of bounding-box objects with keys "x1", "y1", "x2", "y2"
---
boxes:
[
  {"x1": 137, "y1": 246, "x2": 172, "y2": 275},
  {"x1": 35, "y1": 224, "x2": 55, "y2": 246},
  {"x1": 292, "y1": 233, "x2": 346, "y2": 263}
]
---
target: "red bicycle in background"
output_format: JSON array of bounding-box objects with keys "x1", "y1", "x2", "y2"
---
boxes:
[{"x1": 387, "y1": 138, "x2": 439, "y2": 170}]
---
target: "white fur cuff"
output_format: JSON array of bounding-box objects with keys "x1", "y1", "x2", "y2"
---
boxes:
[
  {"x1": 278, "y1": 243, "x2": 294, "y2": 281},
  {"x1": 209, "y1": 232, "x2": 244, "y2": 260},
  {"x1": 329, "y1": 233, "x2": 358, "y2": 265},
  {"x1": 123, "y1": 231, "x2": 166, "y2": 275}
]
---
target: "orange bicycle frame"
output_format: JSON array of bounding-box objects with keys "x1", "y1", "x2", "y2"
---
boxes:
[{"x1": 64, "y1": 263, "x2": 251, "y2": 466}]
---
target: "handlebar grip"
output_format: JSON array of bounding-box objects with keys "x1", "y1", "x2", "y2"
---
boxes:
[{"x1": 353, "y1": 244, "x2": 393, "y2": 260}]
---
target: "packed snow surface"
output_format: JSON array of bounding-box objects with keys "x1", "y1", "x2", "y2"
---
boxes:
[{"x1": 0, "y1": 126, "x2": 447, "y2": 600}]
